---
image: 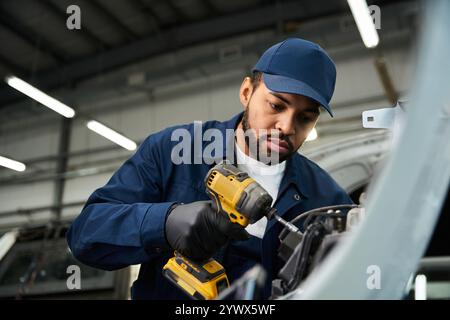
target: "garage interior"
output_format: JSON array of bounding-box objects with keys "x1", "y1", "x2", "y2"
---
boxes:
[{"x1": 0, "y1": 0, "x2": 448, "y2": 300}]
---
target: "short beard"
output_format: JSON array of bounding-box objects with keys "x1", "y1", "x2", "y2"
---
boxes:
[
  {"x1": 240, "y1": 107, "x2": 296, "y2": 164},
  {"x1": 241, "y1": 107, "x2": 263, "y2": 161}
]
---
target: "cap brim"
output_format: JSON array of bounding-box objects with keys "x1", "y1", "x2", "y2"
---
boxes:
[{"x1": 262, "y1": 73, "x2": 334, "y2": 117}]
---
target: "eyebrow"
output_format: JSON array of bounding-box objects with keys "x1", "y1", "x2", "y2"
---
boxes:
[{"x1": 270, "y1": 92, "x2": 320, "y2": 114}]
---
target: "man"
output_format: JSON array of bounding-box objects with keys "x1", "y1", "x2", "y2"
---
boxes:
[{"x1": 67, "y1": 38, "x2": 353, "y2": 299}]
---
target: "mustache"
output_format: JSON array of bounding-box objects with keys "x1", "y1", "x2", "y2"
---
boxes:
[
  {"x1": 240, "y1": 112, "x2": 294, "y2": 153},
  {"x1": 259, "y1": 133, "x2": 294, "y2": 152}
]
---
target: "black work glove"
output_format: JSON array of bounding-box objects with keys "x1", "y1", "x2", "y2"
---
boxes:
[{"x1": 165, "y1": 200, "x2": 250, "y2": 261}]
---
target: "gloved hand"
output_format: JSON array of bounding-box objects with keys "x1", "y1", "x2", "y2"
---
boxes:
[{"x1": 165, "y1": 200, "x2": 250, "y2": 261}]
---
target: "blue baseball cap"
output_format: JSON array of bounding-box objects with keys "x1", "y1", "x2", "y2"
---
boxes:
[{"x1": 252, "y1": 38, "x2": 336, "y2": 117}]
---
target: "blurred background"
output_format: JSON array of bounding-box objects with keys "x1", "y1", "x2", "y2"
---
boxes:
[{"x1": 0, "y1": 0, "x2": 448, "y2": 299}]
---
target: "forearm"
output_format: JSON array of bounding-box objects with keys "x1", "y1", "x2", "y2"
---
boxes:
[{"x1": 67, "y1": 201, "x2": 176, "y2": 270}]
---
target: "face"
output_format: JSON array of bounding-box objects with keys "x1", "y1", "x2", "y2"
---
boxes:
[{"x1": 237, "y1": 76, "x2": 320, "y2": 163}]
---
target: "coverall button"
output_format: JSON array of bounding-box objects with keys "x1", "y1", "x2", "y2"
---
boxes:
[{"x1": 293, "y1": 194, "x2": 301, "y2": 201}]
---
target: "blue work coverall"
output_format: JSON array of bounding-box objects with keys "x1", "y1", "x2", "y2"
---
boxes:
[{"x1": 66, "y1": 112, "x2": 353, "y2": 299}]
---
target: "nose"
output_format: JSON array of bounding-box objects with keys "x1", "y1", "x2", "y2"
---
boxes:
[{"x1": 275, "y1": 113, "x2": 296, "y2": 136}]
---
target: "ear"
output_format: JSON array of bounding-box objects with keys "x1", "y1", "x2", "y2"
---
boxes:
[{"x1": 239, "y1": 77, "x2": 254, "y2": 109}]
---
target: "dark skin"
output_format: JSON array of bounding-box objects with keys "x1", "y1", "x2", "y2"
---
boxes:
[{"x1": 236, "y1": 75, "x2": 320, "y2": 163}]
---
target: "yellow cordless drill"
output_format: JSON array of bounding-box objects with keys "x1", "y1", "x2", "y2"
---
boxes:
[{"x1": 162, "y1": 161, "x2": 300, "y2": 300}]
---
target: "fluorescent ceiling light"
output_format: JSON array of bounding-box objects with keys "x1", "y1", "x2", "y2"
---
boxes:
[
  {"x1": 87, "y1": 120, "x2": 137, "y2": 151},
  {"x1": 347, "y1": 0, "x2": 379, "y2": 48},
  {"x1": 414, "y1": 274, "x2": 427, "y2": 300},
  {"x1": 0, "y1": 230, "x2": 18, "y2": 261},
  {"x1": 306, "y1": 127, "x2": 318, "y2": 142},
  {"x1": 5, "y1": 76, "x2": 75, "y2": 118},
  {"x1": 0, "y1": 155, "x2": 26, "y2": 172}
]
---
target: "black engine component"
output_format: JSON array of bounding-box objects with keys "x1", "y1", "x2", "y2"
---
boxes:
[{"x1": 271, "y1": 204, "x2": 358, "y2": 298}]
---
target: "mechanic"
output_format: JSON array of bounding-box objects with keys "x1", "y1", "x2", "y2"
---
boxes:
[{"x1": 66, "y1": 38, "x2": 353, "y2": 299}]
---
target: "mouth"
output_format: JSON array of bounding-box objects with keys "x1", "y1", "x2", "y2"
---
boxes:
[{"x1": 267, "y1": 137, "x2": 291, "y2": 154}]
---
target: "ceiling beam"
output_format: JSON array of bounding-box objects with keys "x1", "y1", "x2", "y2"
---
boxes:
[
  {"x1": 0, "y1": 11, "x2": 68, "y2": 64},
  {"x1": 200, "y1": 0, "x2": 219, "y2": 16},
  {"x1": 88, "y1": 0, "x2": 139, "y2": 42},
  {"x1": 133, "y1": 0, "x2": 163, "y2": 33},
  {"x1": 166, "y1": 0, "x2": 188, "y2": 24},
  {"x1": 0, "y1": 54, "x2": 28, "y2": 77}
]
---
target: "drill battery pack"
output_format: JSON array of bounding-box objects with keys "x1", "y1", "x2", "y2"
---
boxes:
[{"x1": 163, "y1": 252, "x2": 230, "y2": 300}]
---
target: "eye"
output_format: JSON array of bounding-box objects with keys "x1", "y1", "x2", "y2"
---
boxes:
[
  {"x1": 269, "y1": 102, "x2": 283, "y2": 111},
  {"x1": 297, "y1": 114, "x2": 313, "y2": 124}
]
